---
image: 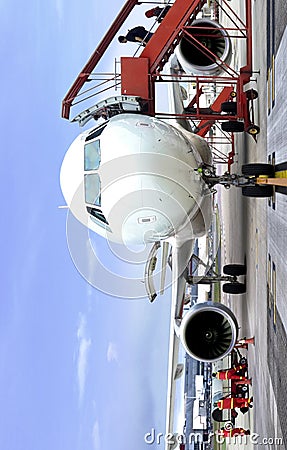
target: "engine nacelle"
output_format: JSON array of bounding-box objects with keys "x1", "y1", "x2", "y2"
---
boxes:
[
  {"x1": 179, "y1": 302, "x2": 238, "y2": 362},
  {"x1": 176, "y1": 19, "x2": 232, "y2": 75}
]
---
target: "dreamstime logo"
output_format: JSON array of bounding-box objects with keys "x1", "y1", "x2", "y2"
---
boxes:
[
  {"x1": 65, "y1": 152, "x2": 216, "y2": 298},
  {"x1": 223, "y1": 420, "x2": 233, "y2": 431},
  {"x1": 144, "y1": 428, "x2": 204, "y2": 446},
  {"x1": 215, "y1": 433, "x2": 283, "y2": 446},
  {"x1": 143, "y1": 427, "x2": 284, "y2": 447}
]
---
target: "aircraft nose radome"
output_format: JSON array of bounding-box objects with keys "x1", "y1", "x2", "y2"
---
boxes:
[
  {"x1": 121, "y1": 210, "x2": 174, "y2": 245},
  {"x1": 102, "y1": 173, "x2": 195, "y2": 245}
]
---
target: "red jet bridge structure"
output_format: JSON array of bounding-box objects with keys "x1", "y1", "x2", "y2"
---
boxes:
[{"x1": 62, "y1": 0, "x2": 258, "y2": 168}]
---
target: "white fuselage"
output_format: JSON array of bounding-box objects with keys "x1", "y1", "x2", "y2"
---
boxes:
[{"x1": 60, "y1": 113, "x2": 213, "y2": 245}]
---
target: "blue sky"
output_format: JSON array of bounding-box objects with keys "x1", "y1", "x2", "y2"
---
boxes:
[{"x1": 0, "y1": 1, "x2": 176, "y2": 449}]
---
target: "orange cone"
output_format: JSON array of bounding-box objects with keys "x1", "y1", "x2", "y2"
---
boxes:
[{"x1": 236, "y1": 336, "x2": 255, "y2": 346}]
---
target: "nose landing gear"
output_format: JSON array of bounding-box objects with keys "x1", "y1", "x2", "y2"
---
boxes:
[{"x1": 197, "y1": 163, "x2": 275, "y2": 198}]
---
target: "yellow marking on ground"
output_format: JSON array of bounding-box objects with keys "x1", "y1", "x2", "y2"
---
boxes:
[{"x1": 275, "y1": 170, "x2": 287, "y2": 178}]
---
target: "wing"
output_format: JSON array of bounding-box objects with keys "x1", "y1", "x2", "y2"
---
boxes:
[
  {"x1": 143, "y1": 237, "x2": 194, "y2": 448},
  {"x1": 164, "y1": 238, "x2": 195, "y2": 450}
]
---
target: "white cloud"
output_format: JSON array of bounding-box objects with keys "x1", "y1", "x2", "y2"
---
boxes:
[
  {"x1": 77, "y1": 313, "x2": 87, "y2": 339},
  {"x1": 77, "y1": 314, "x2": 92, "y2": 404},
  {"x1": 92, "y1": 421, "x2": 101, "y2": 450},
  {"x1": 107, "y1": 342, "x2": 119, "y2": 363}
]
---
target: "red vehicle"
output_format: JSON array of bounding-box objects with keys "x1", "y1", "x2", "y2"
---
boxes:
[
  {"x1": 230, "y1": 349, "x2": 249, "y2": 398},
  {"x1": 212, "y1": 349, "x2": 250, "y2": 424}
]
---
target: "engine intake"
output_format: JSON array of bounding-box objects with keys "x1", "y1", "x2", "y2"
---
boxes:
[
  {"x1": 179, "y1": 302, "x2": 238, "y2": 362},
  {"x1": 176, "y1": 19, "x2": 232, "y2": 75}
]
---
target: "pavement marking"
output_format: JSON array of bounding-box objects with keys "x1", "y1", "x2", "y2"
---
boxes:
[
  {"x1": 267, "y1": 0, "x2": 275, "y2": 113},
  {"x1": 267, "y1": 68, "x2": 271, "y2": 114},
  {"x1": 267, "y1": 253, "x2": 272, "y2": 311},
  {"x1": 275, "y1": 170, "x2": 287, "y2": 178},
  {"x1": 272, "y1": 261, "x2": 277, "y2": 327},
  {"x1": 267, "y1": 255, "x2": 277, "y2": 328},
  {"x1": 272, "y1": 54, "x2": 275, "y2": 108},
  {"x1": 274, "y1": 163, "x2": 287, "y2": 195},
  {"x1": 255, "y1": 228, "x2": 258, "y2": 271}
]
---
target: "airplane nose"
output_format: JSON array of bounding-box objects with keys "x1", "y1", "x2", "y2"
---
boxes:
[
  {"x1": 121, "y1": 208, "x2": 174, "y2": 245},
  {"x1": 102, "y1": 170, "x2": 197, "y2": 245},
  {"x1": 94, "y1": 114, "x2": 210, "y2": 244}
]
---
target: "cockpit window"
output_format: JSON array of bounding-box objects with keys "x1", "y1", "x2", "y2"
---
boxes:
[
  {"x1": 87, "y1": 206, "x2": 109, "y2": 225},
  {"x1": 85, "y1": 123, "x2": 107, "y2": 142},
  {"x1": 84, "y1": 140, "x2": 101, "y2": 171},
  {"x1": 86, "y1": 206, "x2": 111, "y2": 232},
  {"x1": 84, "y1": 173, "x2": 101, "y2": 206}
]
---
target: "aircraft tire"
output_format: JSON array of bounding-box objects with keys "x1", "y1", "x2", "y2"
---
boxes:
[
  {"x1": 242, "y1": 185, "x2": 273, "y2": 197},
  {"x1": 242, "y1": 163, "x2": 274, "y2": 177},
  {"x1": 222, "y1": 282, "x2": 246, "y2": 294},
  {"x1": 221, "y1": 120, "x2": 244, "y2": 132},
  {"x1": 247, "y1": 124, "x2": 260, "y2": 135},
  {"x1": 240, "y1": 407, "x2": 249, "y2": 414},
  {"x1": 245, "y1": 88, "x2": 258, "y2": 100},
  {"x1": 239, "y1": 357, "x2": 247, "y2": 365},
  {"x1": 221, "y1": 101, "x2": 237, "y2": 114},
  {"x1": 240, "y1": 385, "x2": 248, "y2": 393},
  {"x1": 223, "y1": 264, "x2": 246, "y2": 276}
]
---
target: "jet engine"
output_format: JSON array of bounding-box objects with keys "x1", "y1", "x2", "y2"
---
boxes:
[
  {"x1": 178, "y1": 302, "x2": 238, "y2": 362},
  {"x1": 176, "y1": 19, "x2": 232, "y2": 75}
]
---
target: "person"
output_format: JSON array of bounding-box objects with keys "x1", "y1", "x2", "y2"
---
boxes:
[
  {"x1": 235, "y1": 336, "x2": 255, "y2": 349},
  {"x1": 214, "y1": 396, "x2": 253, "y2": 410},
  {"x1": 118, "y1": 26, "x2": 153, "y2": 46},
  {"x1": 216, "y1": 427, "x2": 251, "y2": 438},
  {"x1": 145, "y1": 5, "x2": 171, "y2": 22},
  {"x1": 212, "y1": 362, "x2": 248, "y2": 380}
]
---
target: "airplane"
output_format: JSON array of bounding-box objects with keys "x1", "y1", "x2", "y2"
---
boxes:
[
  {"x1": 60, "y1": 2, "x2": 272, "y2": 446},
  {"x1": 61, "y1": 57, "x2": 240, "y2": 366}
]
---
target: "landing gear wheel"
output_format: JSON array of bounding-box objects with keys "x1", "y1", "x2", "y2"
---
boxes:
[
  {"x1": 222, "y1": 282, "x2": 246, "y2": 294},
  {"x1": 223, "y1": 282, "x2": 246, "y2": 294},
  {"x1": 239, "y1": 357, "x2": 247, "y2": 365},
  {"x1": 221, "y1": 121, "x2": 244, "y2": 132},
  {"x1": 240, "y1": 385, "x2": 248, "y2": 393},
  {"x1": 212, "y1": 408, "x2": 223, "y2": 422},
  {"x1": 242, "y1": 163, "x2": 274, "y2": 176},
  {"x1": 223, "y1": 264, "x2": 246, "y2": 276},
  {"x1": 247, "y1": 125, "x2": 260, "y2": 135},
  {"x1": 221, "y1": 101, "x2": 237, "y2": 114},
  {"x1": 246, "y1": 89, "x2": 258, "y2": 100},
  {"x1": 242, "y1": 185, "x2": 273, "y2": 197}
]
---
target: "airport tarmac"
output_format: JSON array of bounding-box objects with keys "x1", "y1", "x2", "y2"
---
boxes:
[{"x1": 217, "y1": 1, "x2": 287, "y2": 448}]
